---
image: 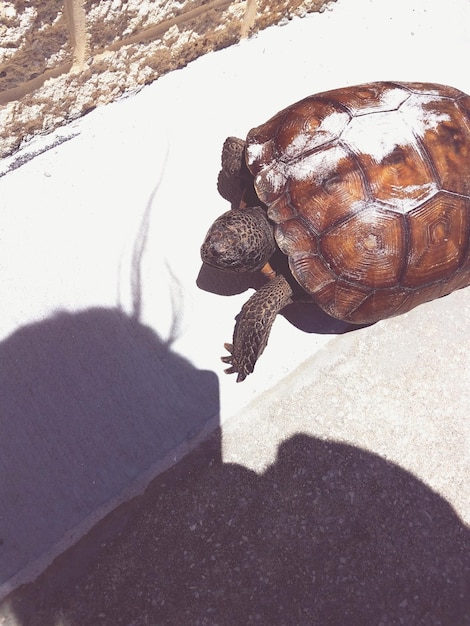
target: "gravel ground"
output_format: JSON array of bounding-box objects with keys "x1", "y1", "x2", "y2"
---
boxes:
[{"x1": 2, "y1": 430, "x2": 469, "y2": 626}]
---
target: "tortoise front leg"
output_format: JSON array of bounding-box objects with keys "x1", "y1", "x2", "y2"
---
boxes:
[
  {"x1": 218, "y1": 136, "x2": 258, "y2": 209},
  {"x1": 221, "y1": 136, "x2": 246, "y2": 176},
  {"x1": 222, "y1": 274, "x2": 293, "y2": 382}
]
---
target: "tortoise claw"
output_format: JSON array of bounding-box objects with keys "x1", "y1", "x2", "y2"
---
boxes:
[
  {"x1": 221, "y1": 343, "x2": 247, "y2": 381},
  {"x1": 221, "y1": 343, "x2": 234, "y2": 365}
]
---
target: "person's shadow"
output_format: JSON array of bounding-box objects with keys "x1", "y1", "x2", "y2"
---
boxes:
[
  {"x1": 0, "y1": 307, "x2": 220, "y2": 596},
  {"x1": 5, "y1": 430, "x2": 470, "y2": 625}
]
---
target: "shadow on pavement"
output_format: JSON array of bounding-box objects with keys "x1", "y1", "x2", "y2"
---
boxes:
[
  {"x1": 0, "y1": 307, "x2": 219, "y2": 600},
  {"x1": 5, "y1": 430, "x2": 469, "y2": 625}
]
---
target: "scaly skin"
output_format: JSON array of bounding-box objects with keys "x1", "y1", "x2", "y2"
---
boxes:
[
  {"x1": 217, "y1": 137, "x2": 247, "y2": 209},
  {"x1": 221, "y1": 136, "x2": 246, "y2": 176},
  {"x1": 222, "y1": 274, "x2": 293, "y2": 382}
]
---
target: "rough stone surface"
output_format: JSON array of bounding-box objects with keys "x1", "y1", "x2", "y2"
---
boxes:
[
  {"x1": 0, "y1": 0, "x2": 332, "y2": 158},
  {"x1": 0, "y1": 1, "x2": 71, "y2": 90}
]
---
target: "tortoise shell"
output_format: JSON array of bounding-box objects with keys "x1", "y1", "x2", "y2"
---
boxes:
[{"x1": 244, "y1": 81, "x2": 470, "y2": 323}]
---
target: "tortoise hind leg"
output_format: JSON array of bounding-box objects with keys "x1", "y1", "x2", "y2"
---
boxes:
[{"x1": 222, "y1": 274, "x2": 293, "y2": 382}]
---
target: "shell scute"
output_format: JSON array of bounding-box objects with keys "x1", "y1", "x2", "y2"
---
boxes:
[
  {"x1": 311, "y1": 277, "x2": 371, "y2": 321},
  {"x1": 404, "y1": 82, "x2": 464, "y2": 99},
  {"x1": 288, "y1": 252, "x2": 337, "y2": 295},
  {"x1": 403, "y1": 193, "x2": 470, "y2": 287},
  {"x1": 318, "y1": 82, "x2": 409, "y2": 116},
  {"x1": 275, "y1": 217, "x2": 318, "y2": 257},
  {"x1": 245, "y1": 112, "x2": 285, "y2": 176},
  {"x1": 412, "y1": 97, "x2": 470, "y2": 195},
  {"x1": 342, "y1": 113, "x2": 437, "y2": 213},
  {"x1": 273, "y1": 100, "x2": 350, "y2": 159},
  {"x1": 438, "y1": 253, "x2": 470, "y2": 295},
  {"x1": 275, "y1": 145, "x2": 367, "y2": 234},
  {"x1": 456, "y1": 93, "x2": 470, "y2": 125},
  {"x1": 320, "y1": 205, "x2": 406, "y2": 289},
  {"x1": 267, "y1": 194, "x2": 298, "y2": 224},
  {"x1": 254, "y1": 162, "x2": 288, "y2": 205},
  {"x1": 346, "y1": 287, "x2": 413, "y2": 324}
]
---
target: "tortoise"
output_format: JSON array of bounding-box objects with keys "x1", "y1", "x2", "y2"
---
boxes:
[{"x1": 201, "y1": 81, "x2": 470, "y2": 381}]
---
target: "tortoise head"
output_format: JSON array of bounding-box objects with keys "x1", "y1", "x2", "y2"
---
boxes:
[{"x1": 201, "y1": 207, "x2": 276, "y2": 273}]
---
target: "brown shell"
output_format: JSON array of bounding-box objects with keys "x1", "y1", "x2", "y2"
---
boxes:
[{"x1": 245, "y1": 81, "x2": 470, "y2": 323}]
